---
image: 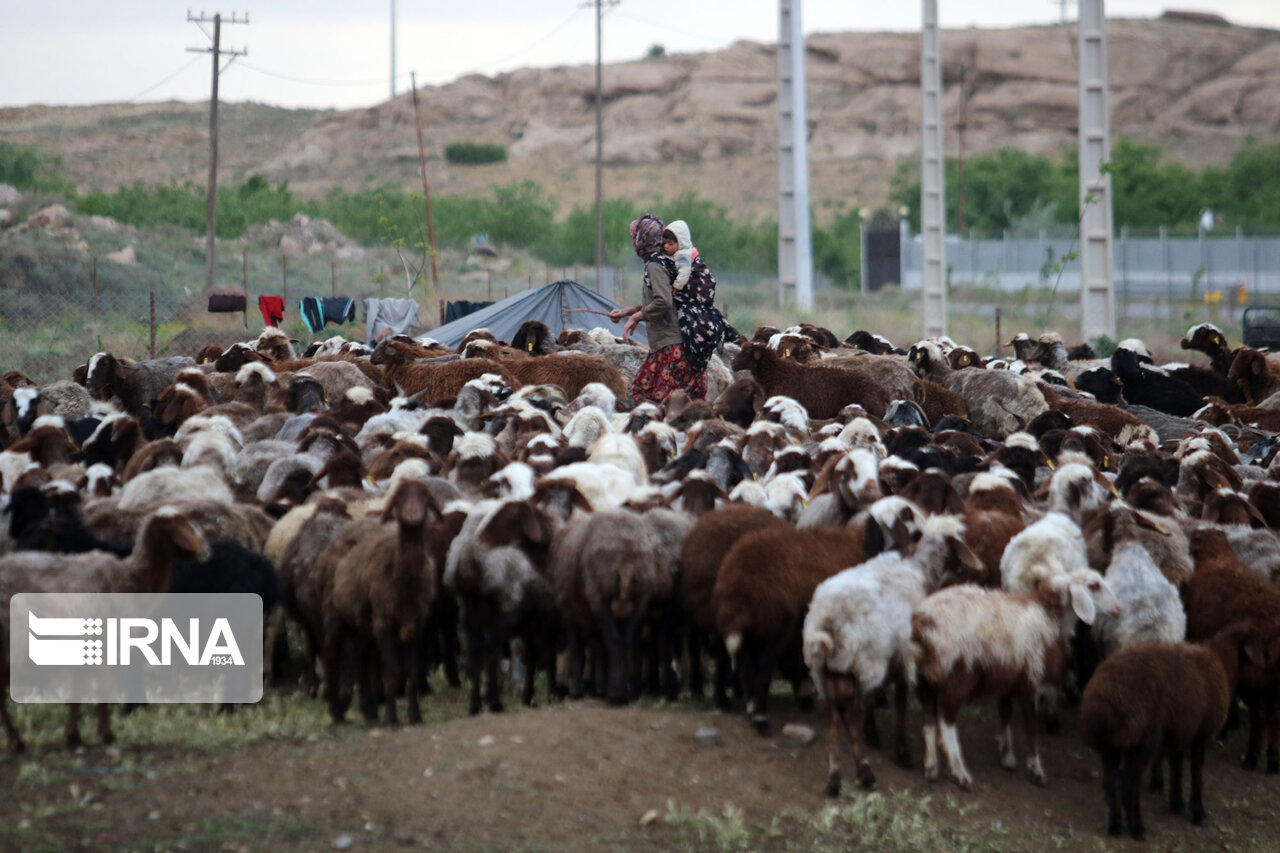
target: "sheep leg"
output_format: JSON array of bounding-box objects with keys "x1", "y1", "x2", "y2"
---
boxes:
[
  {"x1": 919, "y1": 682, "x2": 940, "y2": 782},
  {"x1": 65, "y1": 703, "x2": 82, "y2": 749},
  {"x1": 0, "y1": 691, "x2": 23, "y2": 753},
  {"x1": 892, "y1": 671, "x2": 912, "y2": 769},
  {"x1": 1188, "y1": 738, "x2": 1208, "y2": 825},
  {"x1": 1265, "y1": 697, "x2": 1279, "y2": 774},
  {"x1": 1101, "y1": 748, "x2": 1124, "y2": 837},
  {"x1": 589, "y1": 634, "x2": 606, "y2": 698},
  {"x1": 659, "y1": 606, "x2": 681, "y2": 702},
  {"x1": 355, "y1": 636, "x2": 379, "y2": 724},
  {"x1": 484, "y1": 621, "x2": 506, "y2": 714},
  {"x1": 711, "y1": 640, "x2": 733, "y2": 711},
  {"x1": 842, "y1": 691, "x2": 876, "y2": 790},
  {"x1": 298, "y1": 619, "x2": 320, "y2": 697},
  {"x1": 597, "y1": 613, "x2": 630, "y2": 705},
  {"x1": 440, "y1": 598, "x2": 462, "y2": 689},
  {"x1": 95, "y1": 704, "x2": 114, "y2": 745},
  {"x1": 405, "y1": 630, "x2": 425, "y2": 725},
  {"x1": 566, "y1": 629, "x2": 586, "y2": 699},
  {"x1": 1019, "y1": 685, "x2": 1047, "y2": 787},
  {"x1": 824, "y1": 691, "x2": 843, "y2": 799},
  {"x1": 322, "y1": 623, "x2": 347, "y2": 724},
  {"x1": 996, "y1": 695, "x2": 1017, "y2": 770},
  {"x1": 375, "y1": 631, "x2": 402, "y2": 727},
  {"x1": 1167, "y1": 750, "x2": 1185, "y2": 814},
  {"x1": 263, "y1": 609, "x2": 283, "y2": 684},
  {"x1": 1122, "y1": 749, "x2": 1149, "y2": 840},
  {"x1": 749, "y1": 640, "x2": 776, "y2": 735},
  {"x1": 938, "y1": 713, "x2": 972, "y2": 791},
  {"x1": 1243, "y1": 696, "x2": 1263, "y2": 770},
  {"x1": 521, "y1": 633, "x2": 538, "y2": 707},
  {"x1": 862, "y1": 690, "x2": 882, "y2": 749},
  {"x1": 687, "y1": 628, "x2": 705, "y2": 700}
]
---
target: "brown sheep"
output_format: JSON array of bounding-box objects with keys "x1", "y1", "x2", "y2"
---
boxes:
[
  {"x1": 371, "y1": 338, "x2": 519, "y2": 403},
  {"x1": 680, "y1": 504, "x2": 787, "y2": 707},
  {"x1": 1227, "y1": 347, "x2": 1280, "y2": 405},
  {"x1": 509, "y1": 352, "x2": 628, "y2": 401},
  {"x1": 323, "y1": 480, "x2": 440, "y2": 725},
  {"x1": 713, "y1": 508, "x2": 917, "y2": 733},
  {"x1": 1182, "y1": 555, "x2": 1280, "y2": 772},
  {"x1": 732, "y1": 342, "x2": 890, "y2": 420},
  {"x1": 1080, "y1": 627, "x2": 1267, "y2": 839}
]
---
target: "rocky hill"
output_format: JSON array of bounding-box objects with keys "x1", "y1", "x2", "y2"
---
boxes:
[{"x1": 2, "y1": 15, "x2": 1278, "y2": 220}]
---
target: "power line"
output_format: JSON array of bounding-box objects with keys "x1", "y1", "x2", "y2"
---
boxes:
[
  {"x1": 124, "y1": 56, "x2": 203, "y2": 103},
  {"x1": 237, "y1": 60, "x2": 410, "y2": 88},
  {"x1": 458, "y1": 7, "x2": 586, "y2": 74},
  {"x1": 611, "y1": 10, "x2": 725, "y2": 45}
]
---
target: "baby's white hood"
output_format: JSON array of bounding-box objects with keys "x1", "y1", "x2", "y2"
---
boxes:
[{"x1": 666, "y1": 220, "x2": 693, "y2": 252}]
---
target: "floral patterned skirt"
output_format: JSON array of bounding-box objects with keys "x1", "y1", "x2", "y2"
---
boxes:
[{"x1": 631, "y1": 343, "x2": 707, "y2": 403}]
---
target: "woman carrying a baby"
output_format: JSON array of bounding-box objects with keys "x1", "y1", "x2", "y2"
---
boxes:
[{"x1": 610, "y1": 213, "x2": 726, "y2": 403}]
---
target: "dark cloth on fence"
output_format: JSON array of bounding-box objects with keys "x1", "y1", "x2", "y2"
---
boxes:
[
  {"x1": 208, "y1": 293, "x2": 247, "y2": 313},
  {"x1": 300, "y1": 296, "x2": 356, "y2": 333},
  {"x1": 444, "y1": 299, "x2": 495, "y2": 324},
  {"x1": 363, "y1": 297, "x2": 422, "y2": 345},
  {"x1": 631, "y1": 343, "x2": 707, "y2": 404},
  {"x1": 672, "y1": 257, "x2": 727, "y2": 372},
  {"x1": 258, "y1": 295, "x2": 285, "y2": 327}
]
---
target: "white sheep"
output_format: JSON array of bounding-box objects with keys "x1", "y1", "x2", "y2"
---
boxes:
[
  {"x1": 1000, "y1": 512, "x2": 1089, "y2": 593},
  {"x1": 910, "y1": 568, "x2": 1120, "y2": 790},
  {"x1": 803, "y1": 514, "x2": 981, "y2": 795},
  {"x1": 1090, "y1": 542, "x2": 1185, "y2": 658},
  {"x1": 120, "y1": 465, "x2": 233, "y2": 512}
]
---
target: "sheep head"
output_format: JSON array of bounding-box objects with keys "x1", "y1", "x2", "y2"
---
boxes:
[
  {"x1": 1045, "y1": 569, "x2": 1119, "y2": 626},
  {"x1": 906, "y1": 342, "x2": 947, "y2": 379},
  {"x1": 1201, "y1": 488, "x2": 1269, "y2": 529},
  {"x1": 381, "y1": 478, "x2": 441, "y2": 528},
  {"x1": 1181, "y1": 323, "x2": 1228, "y2": 355}
]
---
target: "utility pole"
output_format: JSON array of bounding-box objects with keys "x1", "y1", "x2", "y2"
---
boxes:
[
  {"x1": 188, "y1": 11, "x2": 248, "y2": 294},
  {"x1": 920, "y1": 0, "x2": 948, "y2": 338},
  {"x1": 777, "y1": 0, "x2": 813, "y2": 310},
  {"x1": 1077, "y1": 0, "x2": 1115, "y2": 342},
  {"x1": 594, "y1": 0, "x2": 604, "y2": 291},
  {"x1": 589, "y1": 1, "x2": 618, "y2": 291},
  {"x1": 390, "y1": 0, "x2": 397, "y2": 100},
  {"x1": 410, "y1": 71, "x2": 440, "y2": 306}
]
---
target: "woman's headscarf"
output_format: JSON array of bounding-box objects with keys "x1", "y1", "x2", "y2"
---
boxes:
[{"x1": 630, "y1": 213, "x2": 665, "y2": 260}]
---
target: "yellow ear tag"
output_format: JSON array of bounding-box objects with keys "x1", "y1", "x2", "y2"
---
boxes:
[
  {"x1": 783, "y1": 349, "x2": 791, "y2": 358},
  {"x1": 1152, "y1": 520, "x2": 1168, "y2": 535},
  {"x1": 1108, "y1": 481, "x2": 1121, "y2": 497},
  {"x1": 1046, "y1": 459, "x2": 1056, "y2": 470},
  {"x1": 526, "y1": 342, "x2": 534, "y2": 351}
]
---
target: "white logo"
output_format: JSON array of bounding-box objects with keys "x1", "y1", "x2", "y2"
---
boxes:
[
  {"x1": 27, "y1": 613, "x2": 104, "y2": 666},
  {"x1": 28, "y1": 612, "x2": 244, "y2": 668}
]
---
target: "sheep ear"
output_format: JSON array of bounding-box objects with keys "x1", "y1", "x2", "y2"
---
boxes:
[
  {"x1": 952, "y1": 537, "x2": 984, "y2": 580},
  {"x1": 888, "y1": 518, "x2": 915, "y2": 553},
  {"x1": 862, "y1": 516, "x2": 886, "y2": 558},
  {"x1": 1243, "y1": 635, "x2": 1269, "y2": 669},
  {"x1": 1253, "y1": 356, "x2": 1265, "y2": 376},
  {"x1": 945, "y1": 487, "x2": 965, "y2": 516},
  {"x1": 1070, "y1": 583, "x2": 1097, "y2": 626},
  {"x1": 808, "y1": 455, "x2": 841, "y2": 500}
]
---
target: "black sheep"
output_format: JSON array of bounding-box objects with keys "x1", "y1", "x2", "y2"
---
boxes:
[{"x1": 1110, "y1": 349, "x2": 1205, "y2": 417}]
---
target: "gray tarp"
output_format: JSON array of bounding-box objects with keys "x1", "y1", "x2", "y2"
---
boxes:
[{"x1": 419, "y1": 280, "x2": 647, "y2": 348}]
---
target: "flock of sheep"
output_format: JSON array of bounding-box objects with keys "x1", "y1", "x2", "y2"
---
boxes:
[{"x1": 0, "y1": 318, "x2": 1278, "y2": 841}]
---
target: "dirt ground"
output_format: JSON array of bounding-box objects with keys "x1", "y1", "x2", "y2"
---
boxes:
[{"x1": 3, "y1": 686, "x2": 1280, "y2": 852}]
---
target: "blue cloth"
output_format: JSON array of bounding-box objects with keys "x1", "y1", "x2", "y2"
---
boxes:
[{"x1": 300, "y1": 297, "x2": 356, "y2": 333}]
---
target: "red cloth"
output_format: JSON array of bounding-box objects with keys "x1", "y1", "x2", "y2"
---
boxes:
[
  {"x1": 631, "y1": 343, "x2": 706, "y2": 404},
  {"x1": 258, "y1": 295, "x2": 285, "y2": 327}
]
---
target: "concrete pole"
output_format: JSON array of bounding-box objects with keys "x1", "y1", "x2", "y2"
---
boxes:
[
  {"x1": 1078, "y1": 0, "x2": 1116, "y2": 341},
  {"x1": 777, "y1": 0, "x2": 813, "y2": 310},
  {"x1": 920, "y1": 0, "x2": 947, "y2": 337}
]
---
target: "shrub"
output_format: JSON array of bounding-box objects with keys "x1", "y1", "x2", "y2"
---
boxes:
[{"x1": 444, "y1": 142, "x2": 508, "y2": 166}]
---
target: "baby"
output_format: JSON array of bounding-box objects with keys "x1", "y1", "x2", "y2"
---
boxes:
[{"x1": 662, "y1": 220, "x2": 697, "y2": 291}]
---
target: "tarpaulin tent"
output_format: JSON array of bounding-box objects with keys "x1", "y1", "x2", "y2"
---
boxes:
[{"x1": 418, "y1": 280, "x2": 645, "y2": 348}]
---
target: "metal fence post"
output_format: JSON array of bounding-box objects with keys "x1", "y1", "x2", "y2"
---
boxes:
[
  {"x1": 149, "y1": 292, "x2": 156, "y2": 359},
  {"x1": 1162, "y1": 227, "x2": 1173, "y2": 322},
  {"x1": 91, "y1": 256, "x2": 99, "y2": 322}
]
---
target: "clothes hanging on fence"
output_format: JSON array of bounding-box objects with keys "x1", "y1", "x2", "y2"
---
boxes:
[
  {"x1": 444, "y1": 299, "x2": 494, "y2": 324},
  {"x1": 258, "y1": 295, "x2": 285, "y2": 327},
  {"x1": 208, "y1": 293, "x2": 247, "y2": 313},
  {"x1": 362, "y1": 297, "x2": 422, "y2": 345},
  {"x1": 299, "y1": 296, "x2": 356, "y2": 333}
]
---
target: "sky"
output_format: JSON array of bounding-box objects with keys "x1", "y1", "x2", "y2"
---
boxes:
[{"x1": 3, "y1": 1, "x2": 1279, "y2": 111}]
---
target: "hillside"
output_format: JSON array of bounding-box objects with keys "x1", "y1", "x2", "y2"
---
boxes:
[{"x1": 2, "y1": 16, "x2": 1278, "y2": 219}]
